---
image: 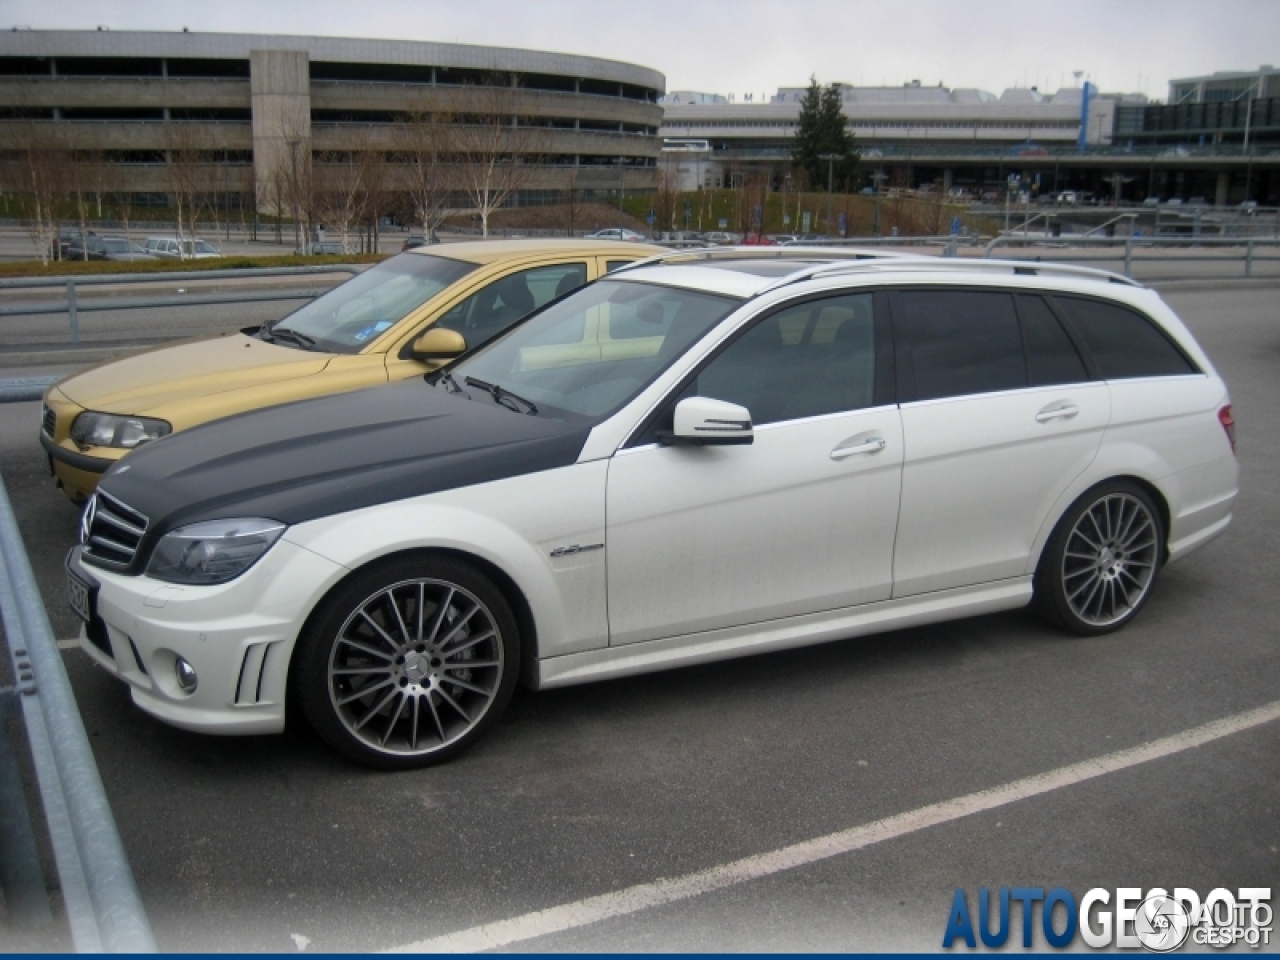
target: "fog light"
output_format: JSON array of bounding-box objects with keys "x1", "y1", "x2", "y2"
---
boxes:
[{"x1": 175, "y1": 657, "x2": 198, "y2": 694}]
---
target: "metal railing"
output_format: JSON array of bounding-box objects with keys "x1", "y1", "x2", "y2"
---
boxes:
[
  {"x1": 0, "y1": 474, "x2": 155, "y2": 951},
  {"x1": 982, "y1": 234, "x2": 1280, "y2": 277},
  {"x1": 0, "y1": 264, "x2": 362, "y2": 343}
]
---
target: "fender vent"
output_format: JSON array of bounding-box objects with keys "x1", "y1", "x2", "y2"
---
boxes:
[{"x1": 234, "y1": 642, "x2": 274, "y2": 706}]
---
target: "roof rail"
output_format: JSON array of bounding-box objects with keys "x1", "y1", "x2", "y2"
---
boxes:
[
  {"x1": 606, "y1": 245, "x2": 917, "y2": 276},
  {"x1": 752, "y1": 256, "x2": 1146, "y2": 297}
]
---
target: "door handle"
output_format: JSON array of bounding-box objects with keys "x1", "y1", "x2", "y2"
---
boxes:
[
  {"x1": 1035, "y1": 402, "x2": 1079, "y2": 423},
  {"x1": 830, "y1": 436, "x2": 886, "y2": 460}
]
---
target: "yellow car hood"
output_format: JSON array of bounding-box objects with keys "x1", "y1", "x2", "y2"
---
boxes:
[{"x1": 55, "y1": 334, "x2": 334, "y2": 415}]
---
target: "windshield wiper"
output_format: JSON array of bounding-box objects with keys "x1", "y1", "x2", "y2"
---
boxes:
[
  {"x1": 268, "y1": 327, "x2": 317, "y2": 350},
  {"x1": 464, "y1": 376, "x2": 538, "y2": 416}
]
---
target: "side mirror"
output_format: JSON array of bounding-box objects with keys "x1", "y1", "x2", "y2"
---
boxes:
[
  {"x1": 411, "y1": 327, "x2": 467, "y2": 362},
  {"x1": 659, "y1": 396, "x2": 753, "y2": 446}
]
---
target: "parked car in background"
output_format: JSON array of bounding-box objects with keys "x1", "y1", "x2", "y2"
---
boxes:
[
  {"x1": 308, "y1": 241, "x2": 347, "y2": 256},
  {"x1": 67, "y1": 251, "x2": 1237, "y2": 767},
  {"x1": 402, "y1": 235, "x2": 429, "y2": 251},
  {"x1": 584, "y1": 228, "x2": 646, "y2": 242},
  {"x1": 51, "y1": 227, "x2": 96, "y2": 260},
  {"x1": 741, "y1": 232, "x2": 776, "y2": 246},
  {"x1": 145, "y1": 237, "x2": 223, "y2": 259},
  {"x1": 41, "y1": 239, "x2": 663, "y2": 502},
  {"x1": 702, "y1": 231, "x2": 738, "y2": 245},
  {"x1": 98, "y1": 237, "x2": 157, "y2": 262}
]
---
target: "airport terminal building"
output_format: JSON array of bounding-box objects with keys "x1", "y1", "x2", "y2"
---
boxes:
[{"x1": 0, "y1": 30, "x2": 665, "y2": 215}]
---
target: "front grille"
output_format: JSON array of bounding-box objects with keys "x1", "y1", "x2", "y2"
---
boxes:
[
  {"x1": 81, "y1": 491, "x2": 149, "y2": 571},
  {"x1": 41, "y1": 403, "x2": 56, "y2": 437}
]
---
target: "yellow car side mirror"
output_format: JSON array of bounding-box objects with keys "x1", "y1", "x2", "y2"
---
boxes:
[{"x1": 411, "y1": 328, "x2": 467, "y2": 362}]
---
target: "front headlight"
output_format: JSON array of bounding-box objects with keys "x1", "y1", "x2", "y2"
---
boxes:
[
  {"x1": 146, "y1": 519, "x2": 285, "y2": 585},
  {"x1": 71, "y1": 412, "x2": 171, "y2": 449}
]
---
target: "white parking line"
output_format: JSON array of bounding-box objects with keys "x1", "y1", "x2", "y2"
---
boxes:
[
  {"x1": 387, "y1": 699, "x2": 1280, "y2": 954},
  {"x1": 57, "y1": 638, "x2": 80, "y2": 651}
]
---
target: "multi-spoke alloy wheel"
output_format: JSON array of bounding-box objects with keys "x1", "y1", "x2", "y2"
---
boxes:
[
  {"x1": 1035, "y1": 481, "x2": 1165, "y2": 635},
  {"x1": 297, "y1": 557, "x2": 519, "y2": 768}
]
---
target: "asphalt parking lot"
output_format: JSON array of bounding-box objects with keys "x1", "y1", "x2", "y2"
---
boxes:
[{"x1": 0, "y1": 282, "x2": 1277, "y2": 952}]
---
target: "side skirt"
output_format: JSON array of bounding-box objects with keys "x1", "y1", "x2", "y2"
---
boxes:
[{"x1": 536, "y1": 577, "x2": 1033, "y2": 690}]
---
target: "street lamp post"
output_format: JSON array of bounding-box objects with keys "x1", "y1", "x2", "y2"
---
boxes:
[
  {"x1": 870, "y1": 169, "x2": 887, "y2": 235},
  {"x1": 287, "y1": 139, "x2": 301, "y2": 255},
  {"x1": 819, "y1": 152, "x2": 840, "y2": 236},
  {"x1": 613, "y1": 157, "x2": 626, "y2": 219}
]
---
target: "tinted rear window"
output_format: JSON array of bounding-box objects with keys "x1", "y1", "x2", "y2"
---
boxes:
[
  {"x1": 1053, "y1": 296, "x2": 1197, "y2": 379},
  {"x1": 1016, "y1": 295, "x2": 1090, "y2": 386},
  {"x1": 893, "y1": 290, "x2": 1027, "y2": 402}
]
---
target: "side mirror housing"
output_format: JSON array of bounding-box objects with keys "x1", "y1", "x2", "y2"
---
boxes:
[
  {"x1": 659, "y1": 396, "x2": 753, "y2": 446},
  {"x1": 410, "y1": 327, "x2": 467, "y2": 362}
]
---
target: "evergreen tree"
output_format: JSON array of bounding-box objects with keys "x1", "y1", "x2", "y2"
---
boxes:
[{"x1": 791, "y1": 77, "x2": 860, "y2": 192}]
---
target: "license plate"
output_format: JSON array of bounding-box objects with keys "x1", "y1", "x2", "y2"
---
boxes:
[{"x1": 67, "y1": 567, "x2": 93, "y2": 623}]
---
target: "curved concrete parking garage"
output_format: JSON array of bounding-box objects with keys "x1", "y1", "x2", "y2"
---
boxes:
[{"x1": 0, "y1": 31, "x2": 665, "y2": 213}]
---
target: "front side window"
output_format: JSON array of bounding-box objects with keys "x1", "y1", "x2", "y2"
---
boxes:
[
  {"x1": 687, "y1": 293, "x2": 878, "y2": 426},
  {"x1": 1052, "y1": 296, "x2": 1197, "y2": 380},
  {"x1": 268, "y1": 253, "x2": 477, "y2": 354},
  {"x1": 893, "y1": 290, "x2": 1027, "y2": 402},
  {"x1": 447, "y1": 280, "x2": 738, "y2": 419},
  {"x1": 432, "y1": 263, "x2": 587, "y2": 349}
]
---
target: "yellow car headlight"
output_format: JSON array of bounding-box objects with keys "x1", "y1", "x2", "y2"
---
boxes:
[{"x1": 70, "y1": 412, "x2": 172, "y2": 449}]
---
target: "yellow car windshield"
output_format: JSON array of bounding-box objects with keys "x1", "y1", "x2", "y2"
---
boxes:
[{"x1": 269, "y1": 253, "x2": 477, "y2": 353}]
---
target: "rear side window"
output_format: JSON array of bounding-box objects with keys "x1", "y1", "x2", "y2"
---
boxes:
[
  {"x1": 1016, "y1": 295, "x2": 1090, "y2": 386},
  {"x1": 1053, "y1": 296, "x2": 1197, "y2": 379},
  {"x1": 892, "y1": 290, "x2": 1026, "y2": 402}
]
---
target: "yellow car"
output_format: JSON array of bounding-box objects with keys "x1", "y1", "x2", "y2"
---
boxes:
[{"x1": 41, "y1": 239, "x2": 662, "y2": 503}]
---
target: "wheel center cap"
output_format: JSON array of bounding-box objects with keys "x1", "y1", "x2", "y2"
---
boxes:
[{"x1": 403, "y1": 652, "x2": 429, "y2": 683}]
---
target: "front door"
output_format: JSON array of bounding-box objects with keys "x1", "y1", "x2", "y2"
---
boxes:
[
  {"x1": 385, "y1": 261, "x2": 591, "y2": 380},
  {"x1": 606, "y1": 291, "x2": 904, "y2": 646}
]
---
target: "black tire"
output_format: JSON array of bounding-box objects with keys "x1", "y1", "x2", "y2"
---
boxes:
[
  {"x1": 295, "y1": 554, "x2": 520, "y2": 770},
  {"x1": 1034, "y1": 480, "x2": 1165, "y2": 636}
]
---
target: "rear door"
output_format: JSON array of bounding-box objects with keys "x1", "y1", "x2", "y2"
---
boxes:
[{"x1": 889, "y1": 288, "x2": 1110, "y2": 597}]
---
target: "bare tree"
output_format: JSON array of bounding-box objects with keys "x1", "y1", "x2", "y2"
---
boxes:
[
  {"x1": 451, "y1": 76, "x2": 546, "y2": 237},
  {"x1": 652, "y1": 166, "x2": 681, "y2": 237},
  {"x1": 66, "y1": 149, "x2": 107, "y2": 260},
  {"x1": 395, "y1": 110, "x2": 455, "y2": 243},
  {"x1": 164, "y1": 122, "x2": 213, "y2": 256},
  {"x1": 314, "y1": 150, "x2": 370, "y2": 253},
  {"x1": 2, "y1": 118, "x2": 68, "y2": 265}
]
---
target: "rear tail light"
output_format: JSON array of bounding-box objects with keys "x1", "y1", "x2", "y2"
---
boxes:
[{"x1": 1218, "y1": 404, "x2": 1236, "y2": 455}]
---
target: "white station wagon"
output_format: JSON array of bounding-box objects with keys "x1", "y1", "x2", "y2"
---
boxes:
[{"x1": 68, "y1": 252, "x2": 1238, "y2": 768}]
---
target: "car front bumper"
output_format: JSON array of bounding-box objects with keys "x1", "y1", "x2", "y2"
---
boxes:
[{"x1": 70, "y1": 540, "x2": 348, "y2": 736}]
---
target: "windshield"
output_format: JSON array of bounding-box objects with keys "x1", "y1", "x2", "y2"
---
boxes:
[
  {"x1": 268, "y1": 253, "x2": 477, "y2": 354},
  {"x1": 181, "y1": 240, "x2": 219, "y2": 254},
  {"x1": 447, "y1": 280, "x2": 739, "y2": 419},
  {"x1": 102, "y1": 239, "x2": 131, "y2": 253}
]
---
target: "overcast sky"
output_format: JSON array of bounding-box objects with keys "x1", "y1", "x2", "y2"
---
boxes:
[{"x1": 3, "y1": 0, "x2": 1278, "y2": 101}]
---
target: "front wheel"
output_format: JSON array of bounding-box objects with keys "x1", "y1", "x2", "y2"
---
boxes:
[
  {"x1": 1034, "y1": 481, "x2": 1165, "y2": 635},
  {"x1": 295, "y1": 555, "x2": 519, "y2": 769}
]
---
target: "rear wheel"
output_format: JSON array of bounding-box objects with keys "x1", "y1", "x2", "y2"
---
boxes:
[
  {"x1": 1035, "y1": 481, "x2": 1164, "y2": 635},
  {"x1": 296, "y1": 555, "x2": 519, "y2": 769}
]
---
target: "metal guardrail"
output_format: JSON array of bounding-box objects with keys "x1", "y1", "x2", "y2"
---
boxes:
[
  {"x1": 0, "y1": 474, "x2": 156, "y2": 951},
  {"x1": 982, "y1": 235, "x2": 1280, "y2": 278},
  {"x1": 0, "y1": 265, "x2": 363, "y2": 342}
]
